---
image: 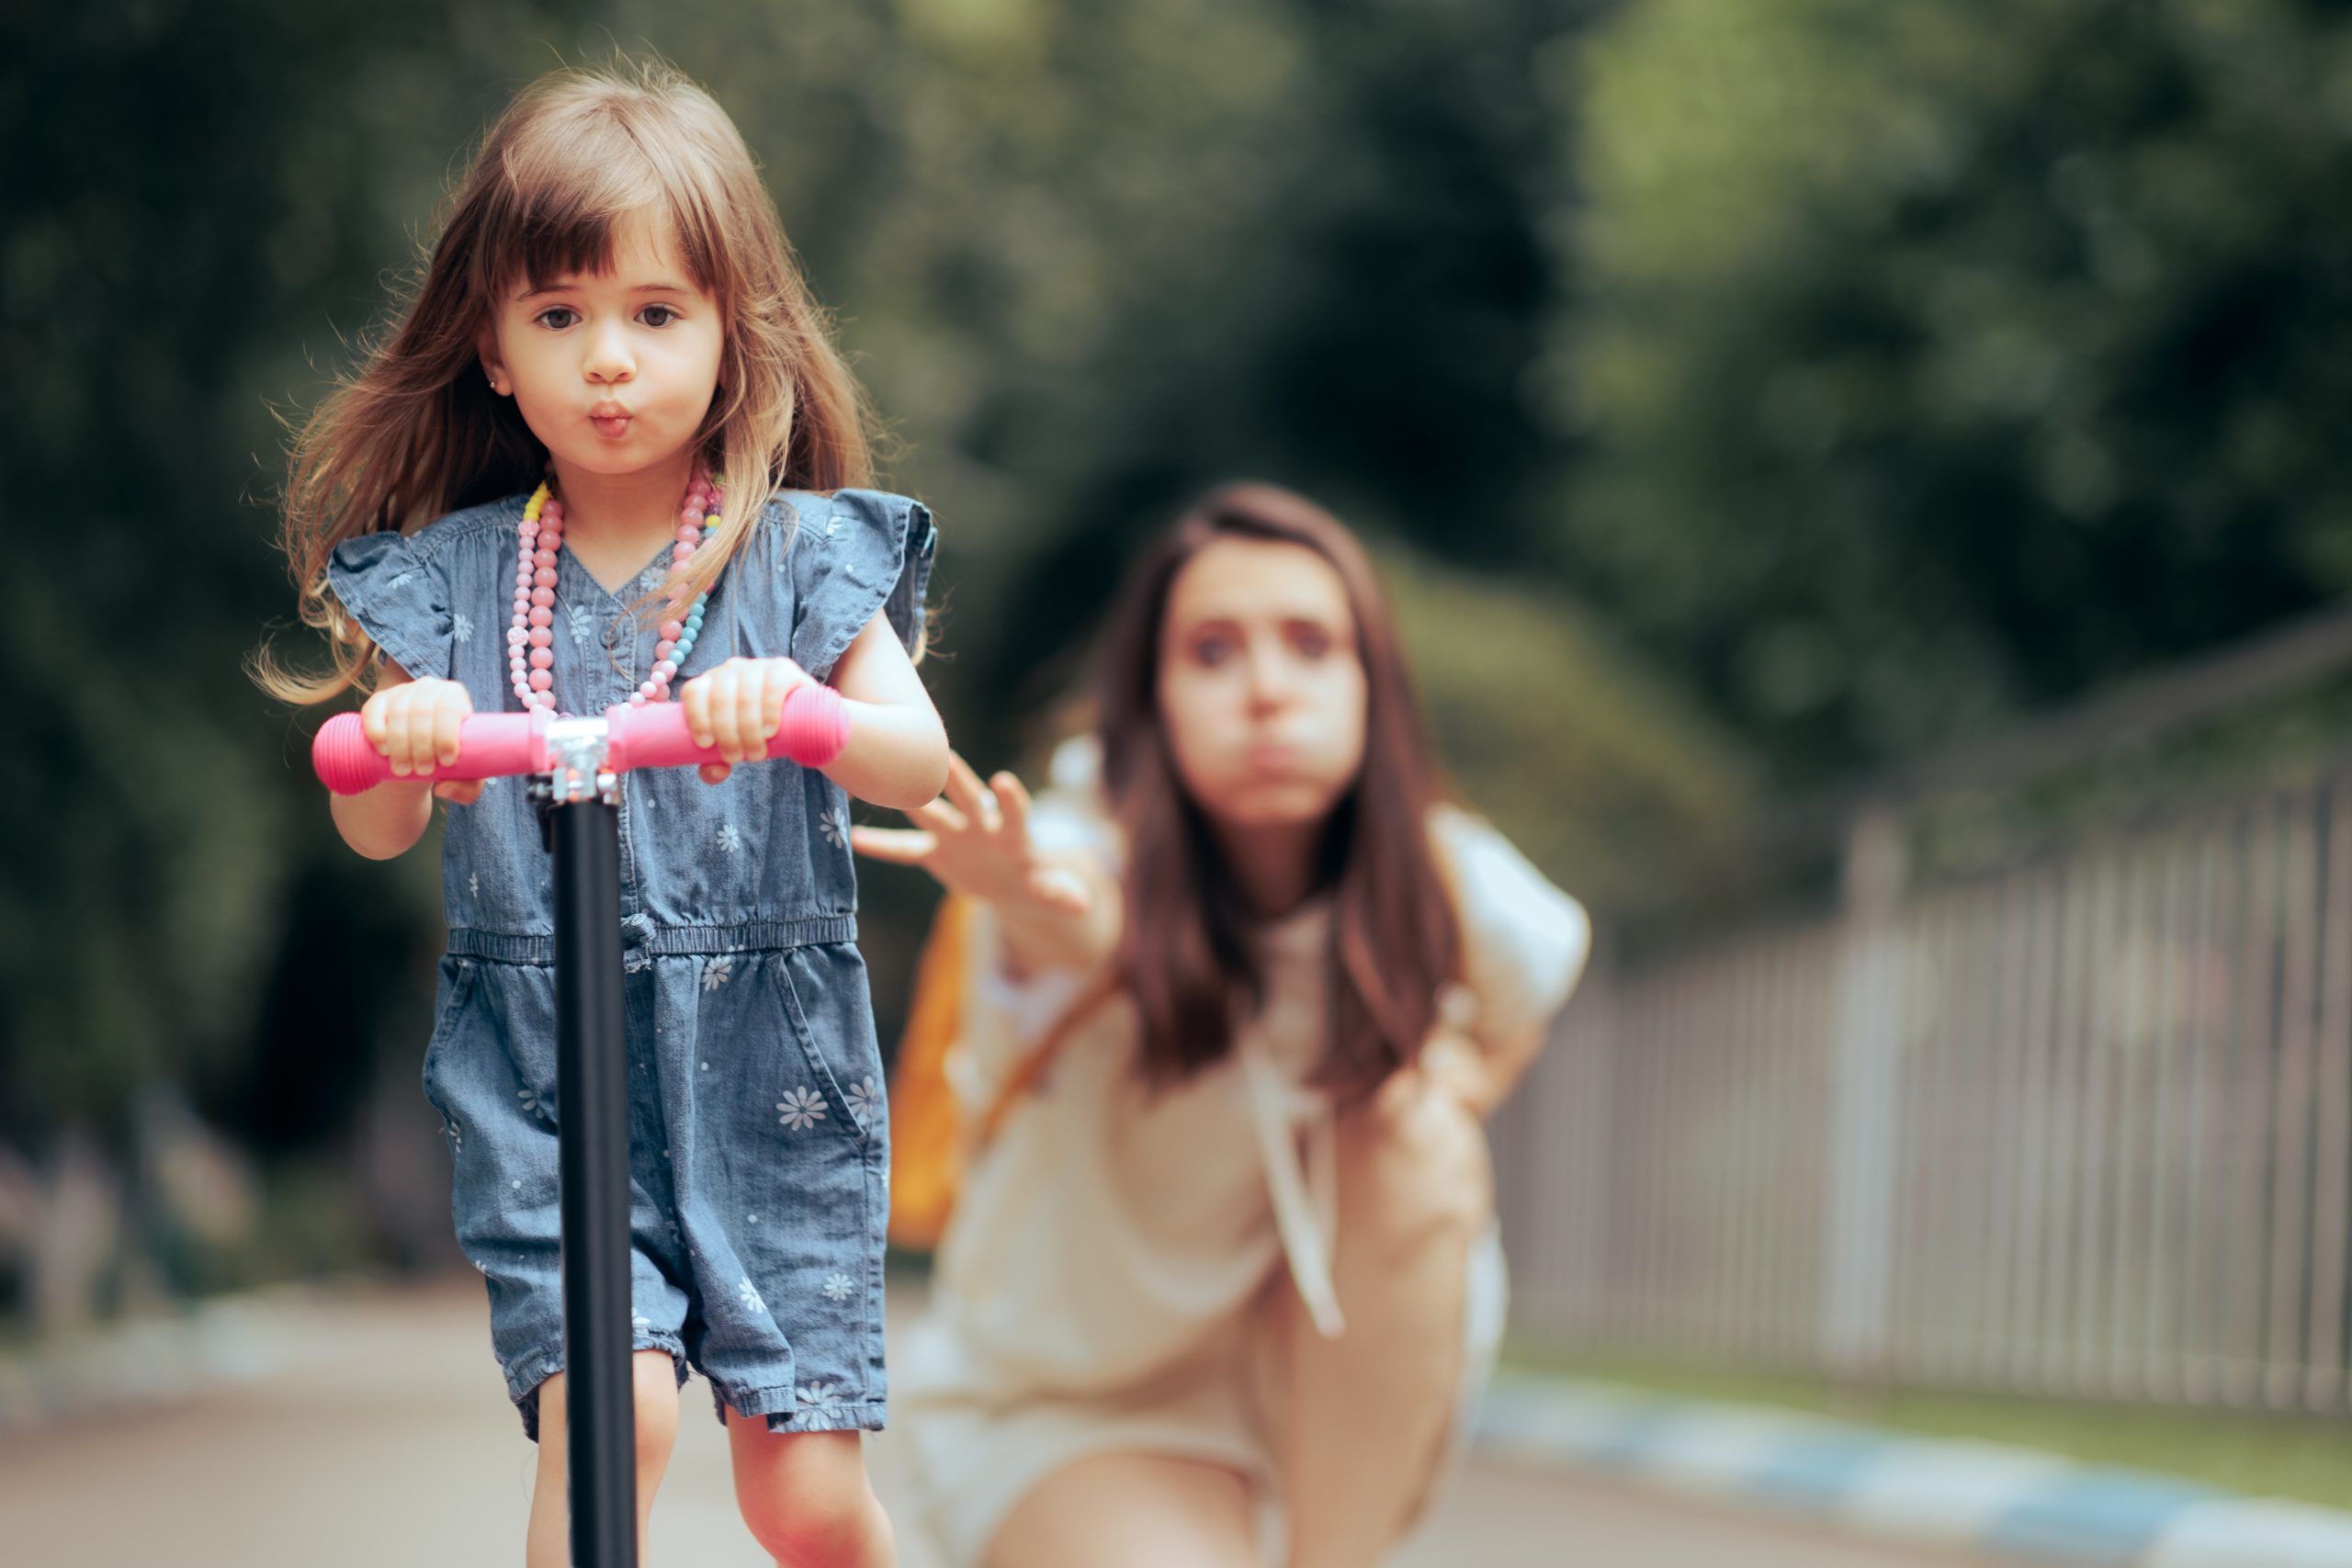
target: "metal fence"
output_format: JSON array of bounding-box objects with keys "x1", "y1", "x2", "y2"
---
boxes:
[{"x1": 1493, "y1": 770, "x2": 2352, "y2": 1409}]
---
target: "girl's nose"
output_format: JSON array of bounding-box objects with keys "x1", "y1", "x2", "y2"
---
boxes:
[{"x1": 583, "y1": 319, "x2": 635, "y2": 383}]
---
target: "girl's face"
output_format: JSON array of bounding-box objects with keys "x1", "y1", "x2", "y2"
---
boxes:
[
  {"x1": 1157, "y1": 537, "x2": 1369, "y2": 831},
  {"x1": 479, "y1": 213, "x2": 723, "y2": 483}
]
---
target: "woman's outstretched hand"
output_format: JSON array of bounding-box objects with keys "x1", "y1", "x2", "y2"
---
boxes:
[{"x1": 850, "y1": 751, "x2": 1091, "y2": 917}]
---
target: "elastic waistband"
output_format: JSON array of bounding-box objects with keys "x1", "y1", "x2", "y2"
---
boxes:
[{"x1": 447, "y1": 915, "x2": 857, "y2": 965}]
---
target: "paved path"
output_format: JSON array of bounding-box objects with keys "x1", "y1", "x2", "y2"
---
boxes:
[{"x1": 0, "y1": 1278, "x2": 1998, "y2": 1567}]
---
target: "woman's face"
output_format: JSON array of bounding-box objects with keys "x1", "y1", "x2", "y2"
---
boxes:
[{"x1": 1157, "y1": 536, "x2": 1368, "y2": 830}]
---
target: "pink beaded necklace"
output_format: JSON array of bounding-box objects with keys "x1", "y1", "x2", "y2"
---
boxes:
[{"x1": 508, "y1": 472, "x2": 719, "y2": 713}]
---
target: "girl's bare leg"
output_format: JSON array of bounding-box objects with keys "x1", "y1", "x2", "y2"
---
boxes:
[
  {"x1": 1270, "y1": 1069, "x2": 1493, "y2": 1568},
  {"x1": 724, "y1": 1418, "x2": 895, "y2": 1567},
  {"x1": 526, "y1": 1349, "x2": 684, "y2": 1567},
  {"x1": 985, "y1": 1452, "x2": 1260, "y2": 1568}
]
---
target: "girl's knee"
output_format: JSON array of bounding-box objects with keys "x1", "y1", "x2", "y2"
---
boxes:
[
  {"x1": 742, "y1": 1493, "x2": 890, "y2": 1568},
  {"x1": 533, "y1": 1352, "x2": 683, "y2": 1475},
  {"x1": 733, "y1": 1429, "x2": 889, "y2": 1566},
  {"x1": 631, "y1": 1351, "x2": 683, "y2": 1467}
]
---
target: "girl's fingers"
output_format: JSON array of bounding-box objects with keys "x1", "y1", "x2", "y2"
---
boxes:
[
  {"x1": 706, "y1": 672, "x2": 743, "y2": 760},
  {"x1": 849, "y1": 826, "x2": 938, "y2": 864},
  {"x1": 698, "y1": 761, "x2": 733, "y2": 785},
  {"x1": 434, "y1": 779, "x2": 485, "y2": 806},
  {"x1": 434, "y1": 690, "x2": 467, "y2": 767},
  {"x1": 401, "y1": 693, "x2": 439, "y2": 776},
  {"x1": 735, "y1": 664, "x2": 773, "y2": 762},
  {"x1": 366, "y1": 694, "x2": 398, "y2": 761},
  {"x1": 691, "y1": 660, "x2": 808, "y2": 763}
]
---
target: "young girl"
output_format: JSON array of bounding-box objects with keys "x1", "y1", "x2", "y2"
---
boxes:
[
  {"x1": 855, "y1": 483, "x2": 1589, "y2": 1567},
  {"x1": 256, "y1": 62, "x2": 947, "y2": 1567}
]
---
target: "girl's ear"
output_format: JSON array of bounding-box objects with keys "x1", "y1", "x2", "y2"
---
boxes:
[{"x1": 476, "y1": 327, "x2": 508, "y2": 396}]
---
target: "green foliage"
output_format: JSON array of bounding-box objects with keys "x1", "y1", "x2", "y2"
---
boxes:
[
  {"x1": 3, "y1": 0, "x2": 1643, "y2": 1180},
  {"x1": 0, "y1": 1, "x2": 597, "y2": 1147},
  {"x1": 1383, "y1": 542, "x2": 1753, "y2": 913},
  {"x1": 1551, "y1": 0, "x2": 2352, "y2": 780},
  {"x1": 24, "y1": 0, "x2": 2352, "y2": 1240}
]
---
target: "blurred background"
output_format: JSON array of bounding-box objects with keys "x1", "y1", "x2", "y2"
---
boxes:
[{"x1": 10, "y1": 0, "x2": 2352, "y2": 1555}]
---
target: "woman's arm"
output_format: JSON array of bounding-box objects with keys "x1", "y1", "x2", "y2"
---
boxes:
[
  {"x1": 1418, "y1": 1021, "x2": 1546, "y2": 1122},
  {"x1": 853, "y1": 751, "x2": 1121, "y2": 978},
  {"x1": 1426, "y1": 808, "x2": 1591, "y2": 1118}
]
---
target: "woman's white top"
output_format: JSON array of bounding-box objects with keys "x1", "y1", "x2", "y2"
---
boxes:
[
  {"x1": 888, "y1": 741, "x2": 1589, "y2": 1563},
  {"x1": 899, "y1": 740, "x2": 1589, "y2": 1391}
]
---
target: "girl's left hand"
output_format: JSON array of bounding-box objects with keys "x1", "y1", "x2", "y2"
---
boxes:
[{"x1": 681, "y1": 656, "x2": 818, "y2": 784}]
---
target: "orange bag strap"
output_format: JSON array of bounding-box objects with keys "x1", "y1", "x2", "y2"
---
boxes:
[
  {"x1": 886, "y1": 893, "x2": 1124, "y2": 1248},
  {"x1": 973, "y1": 970, "x2": 1120, "y2": 1146},
  {"x1": 884, "y1": 893, "x2": 974, "y2": 1250}
]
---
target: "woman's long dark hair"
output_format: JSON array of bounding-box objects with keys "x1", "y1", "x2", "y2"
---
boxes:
[{"x1": 1093, "y1": 482, "x2": 1460, "y2": 1102}]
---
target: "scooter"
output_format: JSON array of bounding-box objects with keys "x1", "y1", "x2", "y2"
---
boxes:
[{"x1": 314, "y1": 689, "x2": 850, "y2": 1568}]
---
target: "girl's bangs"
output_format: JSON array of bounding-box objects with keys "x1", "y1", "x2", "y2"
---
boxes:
[{"x1": 473, "y1": 127, "x2": 727, "y2": 303}]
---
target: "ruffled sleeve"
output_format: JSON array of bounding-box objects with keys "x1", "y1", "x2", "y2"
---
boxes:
[
  {"x1": 325, "y1": 530, "x2": 455, "y2": 682},
  {"x1": 1434, "y1": 807, "x2": 1591, "y2": 1045},
  {"x1": 789, "y1": 488, "x2": 938, "y2": 682}
]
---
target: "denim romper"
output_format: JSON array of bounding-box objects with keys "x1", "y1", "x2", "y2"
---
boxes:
[{"x1": 327, "y1": 486, "x2": 935, "y2": 1439}]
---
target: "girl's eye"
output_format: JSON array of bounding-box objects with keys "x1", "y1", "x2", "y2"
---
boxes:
[
  {"x1": 1288, "y1": 624, "x2": 1333, "y2": 660},
  {"x1": 639, "y1": 304, "x2": 680, "y2": 328},
  {"x1": 535, "y1": 307, "x2": 579, "y2": 331}
]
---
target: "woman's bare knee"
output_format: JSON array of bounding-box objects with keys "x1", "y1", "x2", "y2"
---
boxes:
[{"x1": 987, "y1": 1452, "x2": 1256, "y2": 1568}]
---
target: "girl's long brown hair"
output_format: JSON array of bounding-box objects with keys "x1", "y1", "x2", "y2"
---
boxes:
[
  {"x1": 1093, "y1": 483, "x2": 1461, "y2": 1103},
  {"x1": 255, "y1": 57, "x2": 875, "y2": 705}
]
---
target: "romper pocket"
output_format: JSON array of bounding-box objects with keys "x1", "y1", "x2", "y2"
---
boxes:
[
  {"x1": 420, "y1": 956, "x2": 481, "y2": 1128},
  {"x1": 771, "y1": 956, "x2": 876, "y2": 1146}
]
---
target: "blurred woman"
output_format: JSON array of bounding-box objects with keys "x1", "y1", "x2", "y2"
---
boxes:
[{"x1": 856, "y1": 482, "x2": 1588, "y2": 1568}]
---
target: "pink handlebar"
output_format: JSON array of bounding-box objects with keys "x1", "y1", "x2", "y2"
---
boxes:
[{"x1": 311, "y1": 686, "x2": 850, "y2": 796}]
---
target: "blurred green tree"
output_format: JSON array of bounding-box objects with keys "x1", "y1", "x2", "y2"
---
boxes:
[
  {"x1": 0, "y1": 0, "x2": 1770, "y2": 1315},
  {"x1": 0, "y1": 0, "x2": 603, "y2": 1304},
  {"x1": 1546, "y1": 0, "x2": 2352, "y2": 783}
]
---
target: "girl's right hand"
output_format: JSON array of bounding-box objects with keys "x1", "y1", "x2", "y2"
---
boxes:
[
  {"x1": 358, "y1": 673, "x2": 484, "y2": 804},
  {"x1": 850, "y1": 751, "x2": 1090, "y2": 916}
]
